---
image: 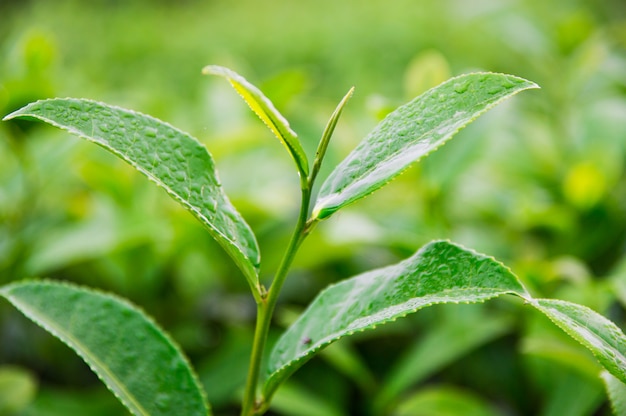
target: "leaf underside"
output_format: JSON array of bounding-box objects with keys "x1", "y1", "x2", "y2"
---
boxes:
[
  {"x1": 313, "y1": 72, "x2": 539, "y2": 219},
  {"x1": 3, "y1": 99, "x2": 260, "y2": 291},
  {"x1": 0, "y1": 281, "x2": 210, "y2": 416},
  {"x1": 203, "y1": 65, "x2": 309, "y2": 177},
  {"x1": 263, "y1": 240, "x2": 529, "y2": 399}
]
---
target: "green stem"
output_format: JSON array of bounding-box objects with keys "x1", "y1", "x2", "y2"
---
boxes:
[
  {"x1": 241, "y1": 180, "x2": 312, "y2": 416},
  {"x1": 240, "y1": 90, "x2": 347, "y2": 413}
]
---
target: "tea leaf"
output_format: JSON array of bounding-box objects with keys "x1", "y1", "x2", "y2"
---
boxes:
[
  {"x1": 3, "y1": 99, "x2": 260, "y2": 294},
  {"x1": 602, "y1": 371, "x2": 626, "y2": 416},
  {"x1": 0, "y1": 280, "x2": 210, "y2": 416},
  {"x1": 263, "y1": 240, "x2": 529, "y2": 399},
  {"x1": 312, "y1": 73, "x2": 538, "y2": 219},
  {"x1": 532, "y1": 298, "x2": 626, "y2": 385},
  {"x1": 203, "y1": 65, "x2": 309, "y2": 177},
  {"x1": 310, "y1": 86, "x2": 355, "y2": 185}
]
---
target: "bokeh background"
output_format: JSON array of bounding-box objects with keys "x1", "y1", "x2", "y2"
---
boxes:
[{"x1": 1, "y1": 0, "x2": 626, "y2": 415}]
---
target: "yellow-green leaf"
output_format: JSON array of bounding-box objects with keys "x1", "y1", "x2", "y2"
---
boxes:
[{"x1": 203, "y1": 65, "x2": 309, "y2": 177}]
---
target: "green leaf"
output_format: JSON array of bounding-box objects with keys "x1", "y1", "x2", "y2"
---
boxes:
[
  {"x1": 309, "y1": 86, "x2": 355, "y2": 186},
  {"x1": 391, "y1": 385, "x2": 501, "y2": 416},
  {"x1": 3, "y1": 99, "x2": 260, "y2": 294},
  {"x1": 263, "y1": 240, "x2": 529, "y2": 400},
  {"x1": 531, "y1": 298, "x2": 626, "y2": 385},
  {"x1": 269, "y1": 381, "x2": 344, "y2": 416},
  {"x1": 602, "y1": 371, "x2": 626, "y2": 416},
  {"x1": 0, "y1": 280, "x2": 210, "y2": 416},
  {"x1": 312, "y1": 73, "x2": 538, "y2": 219},
  {"x1": 374, "y1": 305, "x2": 512, "y2": 413},
  {"x1": 540, "y1": 370, "x2": 604, "y2": 416},
  {"x1": 20, "y1": 386, "x2": 127, "y2": 416},
  {"x1": 203, "y1": 65, "x2": 309, "y2": 177}
]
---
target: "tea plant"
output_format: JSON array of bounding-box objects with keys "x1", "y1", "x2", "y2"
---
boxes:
[{"x1": 2, "y1": 66, "x2": 626, "y2": 416}]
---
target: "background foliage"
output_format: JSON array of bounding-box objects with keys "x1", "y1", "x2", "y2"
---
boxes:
[{"x1": 1, "y1": 0, "x2": 626, "y2": 415}]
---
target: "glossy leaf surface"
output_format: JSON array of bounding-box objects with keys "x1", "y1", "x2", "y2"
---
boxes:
[
  {"x1": 312, "y1": 73, "x2": 538, "y2": 219},
  {"x1": 3, "y1": 99, "x2": 260, "y2": 291},
  {"x1": 203, "y1": 65, "x2": 309, "y2": 177},
  {"x1": 0, "y1": 281, "x2": 210, "y2": 416},
  {"x1": 264, "y1": 240, "x2": 529, "y2": 399},
  {"x1": 532, "y1": 298, "x2": 626, "y2": 385}
]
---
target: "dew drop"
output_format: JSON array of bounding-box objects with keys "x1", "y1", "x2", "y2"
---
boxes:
[
  {"x1": 454, "y1": 81, "x2": 469, "y2": 94},
  {"x1": 99, "y1": 123, "x2": 110, "y2": 133},
  {"x1": 173, "y1": 172, "x2": 186, "y2": 182},
  {"x1": 145, "y1": 127, "x2": 158, "y2": 138}
]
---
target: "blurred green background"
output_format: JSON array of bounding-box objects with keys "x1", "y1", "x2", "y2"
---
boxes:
[{"x1": 1, "y1": 0, "x2": 626, "y2": 415}]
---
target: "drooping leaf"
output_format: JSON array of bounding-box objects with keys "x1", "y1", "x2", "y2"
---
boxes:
[
  {"x1": 203, "y1": 65, "x2": 309, "y2": 177},
  {"x1": 531, "y1": 298, "x2": 626, "y2": 385},
  {"x1": 312, "y1": 73, "x2": 538, "y2": 219},
  {"x1": 3, "y1": 99, "x2": 260, "y2": 294},
  {"x1": 263, "y1": 240, "x2": 529, "y2": 399},
  {"x1": 602, "y1": 371, "x2": 626, "y2": 416},
  {"x1": 0, "y1": 280, "x2": 210, "y2": 416}
]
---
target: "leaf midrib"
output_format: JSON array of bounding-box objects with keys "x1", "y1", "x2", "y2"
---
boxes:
[{"x1": 3, "y1": 293, "x2": 149, "y2": 416}]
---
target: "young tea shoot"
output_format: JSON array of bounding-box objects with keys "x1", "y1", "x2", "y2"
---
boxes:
[{"x1": 3, "y1": 66, "x2": 626, "y2": 416}]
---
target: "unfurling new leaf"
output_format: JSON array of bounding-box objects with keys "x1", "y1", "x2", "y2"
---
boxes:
[{"x1": 203, "y1": 65, "x2": 309, "y2": 178}]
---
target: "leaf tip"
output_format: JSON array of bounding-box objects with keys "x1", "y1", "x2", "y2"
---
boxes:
[
  {"x1": 3, "y1": 107, "x2": 25, "y2": 121},
  {"x1": 201, "y1": 64, "x2": 223, "y2": 76}
]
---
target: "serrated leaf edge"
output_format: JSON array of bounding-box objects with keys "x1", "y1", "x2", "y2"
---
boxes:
[
  {"x1": 263, "y1": 239, "x2": 531, "y2": 399},
  {"x1": 263, "y1": 292, "x2": 515, "y2": 400},
  {"x1": 4, "y1": 99, "x2": 260, "y2": 285},
  {"x1": 313, "y1": 73, "x2": 539, "y2": 219},
  {"x1": 530, "y1": 298, "x2": 626, "y2": 384},
  {"x1": 202, "y1": 65, "x2": 309, "y2": 176},
  {"x1": 0, "y1": 279, "x2": 211, "y2": 416}
]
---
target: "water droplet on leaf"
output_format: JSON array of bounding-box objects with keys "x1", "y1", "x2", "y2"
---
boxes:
[{"x1": 454, "y1": 81, "x2": 469, "y2": 94}]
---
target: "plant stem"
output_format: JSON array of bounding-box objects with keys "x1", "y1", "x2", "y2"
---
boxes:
[
  {"x1": 241, "y1": 90, "x2": 344, "y2": 412},
  {"x1": 241, "y1": 181, "x2": 312, "y2": 416}
]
